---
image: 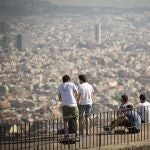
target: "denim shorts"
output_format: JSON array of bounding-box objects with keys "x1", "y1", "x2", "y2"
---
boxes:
[{"x1": 78, "y1": 104, "x2": 92, "y2": 117}]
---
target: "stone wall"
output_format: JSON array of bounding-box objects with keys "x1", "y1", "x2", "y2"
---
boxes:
[
  {"x1": 95, "y1": 141, "x2": 150, "y2": 150},
  {"x1": 118, "y1": 145, "x2": 150, "y2": 150}
]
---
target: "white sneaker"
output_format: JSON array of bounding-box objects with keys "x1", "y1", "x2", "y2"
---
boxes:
[{"x1": 103, "y1": 126, "x2": 112, "y2": 133}]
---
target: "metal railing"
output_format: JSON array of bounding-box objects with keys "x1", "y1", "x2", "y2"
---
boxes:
[{"x1": 0, "y1": 109, "x2": 150, "y2": 150}]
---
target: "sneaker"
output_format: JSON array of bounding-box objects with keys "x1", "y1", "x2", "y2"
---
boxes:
[
  {"x1": 63, "y1": 134, "x2": 69, "y2": 140},
  {"x1": 75, "y1": 134, "x2": 80, "y2": 141},
  {"x1": 103, "y1": 126, "x2": 112, "y2": 133},
  {"x1": 86, "y1": 133, "x2": 90, "y2": 136},
  {"x1": 76, "y1": 133, "x2": 79, "y2": 138}
]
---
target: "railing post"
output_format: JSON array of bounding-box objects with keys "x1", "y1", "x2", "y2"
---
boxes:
[
  {"x1": 37, "y1": 145, "x2": 39, "y2": 150},
  {"x1": 1, "y1": 110, "x2": 150, "y2": 150},
  {"x1": 127, "y1": 130, "x2": 129, "y2": 145},
  {"x1": 99, "y1": 112, "x2": 102, "y2": 150}
]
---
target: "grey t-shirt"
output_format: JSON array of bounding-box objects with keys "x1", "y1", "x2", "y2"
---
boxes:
[{"x1": 125, "y1": 110, "x2": 141, "y2": 130}]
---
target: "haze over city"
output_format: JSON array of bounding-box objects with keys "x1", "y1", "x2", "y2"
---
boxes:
[{"x1": 0, "y1": 0, "x2": 149, "y2": 125}]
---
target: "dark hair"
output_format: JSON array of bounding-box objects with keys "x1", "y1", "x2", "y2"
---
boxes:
[
  {"x1": 139, "y1": 94, "x2": 146, "y2": 102},
  {"x1": 78, "y1": 74, "x2": 87, "y2": 82},
  {"x1": 121, "y1": 95, "x2": 128, "y2": 103},
  {"x1": 62, "y1": 75, "x2": 70, "y2": 83},
  {"x1": 126, "y1": 104, "x2": 134, "y2": 110}
]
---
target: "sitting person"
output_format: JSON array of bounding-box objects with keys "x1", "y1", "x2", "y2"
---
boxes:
[
  {"x1": 111, "y1": 95, "x2": 131, "y2": 126},
  {"x1": 118, "y1": 94, "x2": 131, "y2": 112},
  {"x1": 104, "y1": 104, "x2": 141, "y2": 134},
  {"x1": 137, "y1": 94, "x2": 150, "y2": 123},
  {"x1": 125, "y1": 104, "x2": 141, "y2": 133}
]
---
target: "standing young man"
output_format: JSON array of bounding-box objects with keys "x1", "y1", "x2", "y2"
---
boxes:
[
  {"x1": 77, "y1": 74, "x2": 94, "y2": 135},
  {"x1": 58, "y1": 75, "x2": 79, "y2": 139}
]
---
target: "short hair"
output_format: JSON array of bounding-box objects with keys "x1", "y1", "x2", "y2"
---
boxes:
[
  {"x1": 121, "y1": 94, "x2": 128, "y2": 103},
  {"x1": 139, "y1": 94, "x2": 146, "y2": 102},
  {"x1": 126, "y1": 104, "x2": 134, "y2": 110},
  {"x1": 62, "y1": 75, "x2": 70, "y2": 83},
  {"x1": 78, "y1": 74, "x2": 87, "y2": 82}
]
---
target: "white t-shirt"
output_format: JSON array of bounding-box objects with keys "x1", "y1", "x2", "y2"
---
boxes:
[
  {"x1": 58, "y1": 82, "x2": 78, "y2": 107},
  {"x1": 78, "y1": 82, "x2": 94, "y2": 105},
  {"x1": 137, "y1": 101, "x2": 150, "y2": 123}
]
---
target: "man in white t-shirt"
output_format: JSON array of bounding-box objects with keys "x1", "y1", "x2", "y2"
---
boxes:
[
  {"x1": 137, "y1": 94, "x2": 150, "y2": 123},
  {"x1": 58, "y1": 75, "x2": 79, "y2": 139},
  {"x1": 77, "y1": 74, "x2": 94, "y2": 135}
]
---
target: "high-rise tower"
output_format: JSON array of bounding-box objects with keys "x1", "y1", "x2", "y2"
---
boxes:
[
  {"x1": 0, "y1": 22, "x2": 9, "y2": 34},
  {"x1": 95, "y1": 24, "x2": 101, "y2": 45},
  {"x1": 16, "y1": 33, "x2": 32, "y2": 51}
]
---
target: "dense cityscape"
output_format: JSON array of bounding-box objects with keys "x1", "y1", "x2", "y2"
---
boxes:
[{"x1": 0, "y1": 0, "x2": 150, "y2": 126}]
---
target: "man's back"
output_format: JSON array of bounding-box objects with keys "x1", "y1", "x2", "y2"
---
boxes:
[
  {"x1": 78, "y1": 82, "x2": 94, "y2": 105},
  {"x1": 137, "y1": 101, "x2": 150, "y2": 123},
  {"x1": 58, "y1": 82, "x2": 77, "y2": 107},
  {"x1": 126, "y1": 110, "x2": 141, "y2": 130}
]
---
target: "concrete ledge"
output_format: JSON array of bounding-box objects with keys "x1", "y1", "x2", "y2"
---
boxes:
[{"x1": 89, "y1": 140, "x2": 150, "y2": 150}]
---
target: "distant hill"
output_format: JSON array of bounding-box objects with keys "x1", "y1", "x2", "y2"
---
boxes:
[
  {"x1": 0, "y1": 0, "x2": 149, "y2": 16},
  {"x1": 49, "y1": 0, "x2": 150, "y2": 8},
  {"x1": 0, "y1": 0, "x2": 150, "y2": 8},
  {"x1": 0, "y1": 0, "x2": 55, "y2": 16}
]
